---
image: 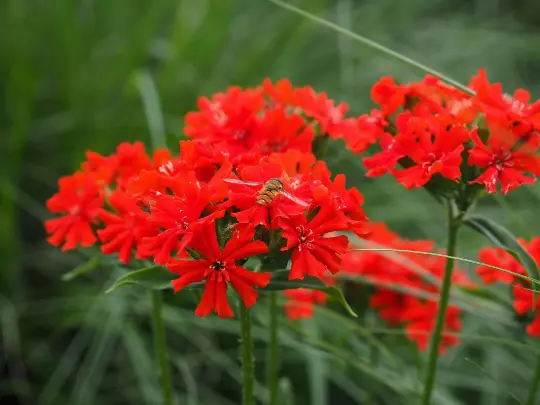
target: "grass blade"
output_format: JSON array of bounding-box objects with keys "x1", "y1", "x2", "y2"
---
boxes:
[
  {"x1": 349, "y1": 248, "x2": 540, "y2": 287},
  {"x1": 465, "y1": 358, "x2": 524, "y2": 405},
  {"x1": 267, "y1": 0, "x2": 474, "y2": 95}
]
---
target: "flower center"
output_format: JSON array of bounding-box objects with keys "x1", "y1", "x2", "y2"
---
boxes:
[
  {"x1": 175, "y1": 216, "x2": 190, "y2": 229},
  {"x1": 211, "y1": 260, "x2": 225, "y2": 271},
  {"x1": 234, "y1": 130, "x2": 248, "y2": 141},
  {"x1": 159, "y1": 161, "x2": 175, "y2": 176},
  {"x1": 493, "y1": 149, "x2": 513, "y2": 170},
  {"x1": 296, "y1": 225, "x2": 315, "y2": 243}
]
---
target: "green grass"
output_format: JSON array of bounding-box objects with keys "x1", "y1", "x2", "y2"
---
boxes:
[{"x1": 3, "y1": 0, "x2": 540, "y2": 404}]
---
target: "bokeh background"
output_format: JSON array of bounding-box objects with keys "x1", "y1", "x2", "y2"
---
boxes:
[{"x1": 3, "y1": 0, "x2": 540, "y2": 404}]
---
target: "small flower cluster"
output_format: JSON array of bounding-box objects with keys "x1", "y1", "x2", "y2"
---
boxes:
[
  {"x1": 283, "y1": 288, "x2": 330, "y2": 320},
  {"x1": 45, "y1": 80, "x2": 368, "y2": 317},
  {"x1": 341, "y1": 222, "x2": 473, "y2": 353},
  {"x1": 346, "y1": 70, "x2": 540, "y2": 194},
  {"x1": 476, "y1": 239, "x2": 540, "y2": 337}
]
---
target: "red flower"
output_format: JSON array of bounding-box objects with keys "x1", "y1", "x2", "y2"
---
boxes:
[
  {"x1": 81, "y1": 142, "x2": 153, "y2": 188},
  {"x1": 267, "y1": 150, "x2": 318, "y2": 178},
  {"x1": 291, "y1": 86, "x2": 349, "y2": 138},
  {"x1": 311, "y1": 173, "x2": 368, "y2": 236},
  {"x1": 370, "y1": 289, "x2": 410, "y2": 326},
  {"x1": 402, "y1": 301, "x2": 461, "y2": 354},
  {"x1": 263, "y1": 78, "x2": 296, "y2": 106},
  {"x1": 476, "y1": 237, "x2": 540, "y2": 338},
  {"x1": 476, "y1": 246, "x2": 521, "y2": 284},
  {"x1": 45, "y1": 172, "x2": 103, "y2": 251},
  {"x1": 468, "y1": 126, "x2": 540, "y2": 194},
  {"x1": 342, "y1": 221, "x2": 470, "y2": 353},
  {"x1": 167, "y1": 223, "x2": 270, "y2": 317},
  {"x1": 408, "y1": 75, "x2": 477, "y2": 124},
  {"x1": 140, "y1": 182, "x2": 224, "y2": 265},
  {"x1": 391, "y1": 113, "x2": 469, "y2": 189},
  {"x1": 470, "y1": 68, "x2": 540, "y2": 136},
  {"x1": 371, "y1": 76, "x2": 408, "y2": 116},
  {"x1": 280, "y1": 206, "x2": 349, "y2": 280},
  {"x1": 253, "y1": 107, "x2": 314, "y2": 153},
  {"x1": 284, "y1": 289, "x2": 328, "y2": 320},
  {"x1": 513, "y1": 285, "x2": 540, "y2": 337},
  {"x1": 226, "y1": 163, "x2": 308, "y2": 228},
  {"x1": 82, "y1": 151, "x2": 118, "y2": 185},
  {"x1": 97, "y1": 191, "x2": 156, "y2": 264},
  {"x1": 184, "y1": 86, "x2": 265, "y2": 160},
  {"x1": 344, "y1": 110, "x2": 387, "y2": 154},
  {"x1": 362, "y1": 132, "x2": 405, "y2": 177}
]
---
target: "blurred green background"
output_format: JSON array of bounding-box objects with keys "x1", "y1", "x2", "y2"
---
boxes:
[{"x1": 3, "y1": 0, "x2": 540, "y2": 404}]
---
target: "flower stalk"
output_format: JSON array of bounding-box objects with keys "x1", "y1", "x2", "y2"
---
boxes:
[
  {"x1": 151, "y1": 290, "x2": 174, "y2": 405},
  {"x1": 267, "y1": 293, "x2": 279, "y2": 405},
  {"x1": 240, "y1": 302, "x2": 255, "y2": 405},
  {"x1": 421, "y1": 202, "x2": 460, "y2": 405}
]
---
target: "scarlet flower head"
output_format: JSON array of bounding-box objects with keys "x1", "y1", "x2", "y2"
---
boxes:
[
  {"x1": 97, "y1": 190, "x2": 156, "y2": 264},
  {"x1": 45, "y1": 172, "x2": 104, "y2": 251},
  {"x1": 476, "y1": 246, "x2": 522, "y2": 284},
  {"x1": 402, "y1": 301, "x2": 461, "y2": 354},
  {"x1": 371, "y1": 76, "x2": 408, "y2": 116},
  {"x1": 468, "y1": 125, "x2": 540, "y2": 194},
  {"x1": 311, "y1": 173, "x2": 368, "y2": 236},
  {"x1": 470, "y1": 68, "x2": 540, "y2": 136},
  {"x1": 45, "y1": 78, "x2": 375, "y2": 320},
  {"x1": 140, "y1": 182, "x2": 224, "y2": 265},
  {"x1": 168, "y1": 223, "x2": 270, "y2": 317},
  {"x1": 355, "y1": 70, "x2": 540, "y2": 196},
  {"x1": 226, "y1": 162, "x2": 309, "y2": 228},
  {"x1": 341, "y1": 221, "x2": 470, "y2": 353},
  {"x1": 391, "y1": 113, "x2": 470, "y2": 189},
  {"x1": 283, "y1": 288, "x2": 328, "y2": 320},
  {"x1": 280, "y1": 206, "x2": 349, "y2": 280},
  {"x1": 476, "y1": 237, "x2": 540, "y2": 337},
  {"x1": 344, "y1": 110, "x2": 388, "y2": 154}
]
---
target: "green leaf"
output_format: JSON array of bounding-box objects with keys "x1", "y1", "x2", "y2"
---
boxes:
[
  {"x1": 264, "y1": 274, "x2": 358, "y2": 318},
  {"x1": 105, "y1": 265, "x2": 175, "y2": 294},
  {"x1": 465, "y1": 215, "x2": 540, "y2": 305},
  {"x1": 189, "y1": 269, "x2": 358, "y2": 317},
  {"x1": 62, "y1": 257, "x2": 101, "y2": 281},
  {"x1": 457, "y1": 285, "x2": 512, "y2": 307}
]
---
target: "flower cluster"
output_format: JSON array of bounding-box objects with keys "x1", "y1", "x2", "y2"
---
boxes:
[
  {"x1": 346, "y1": 71, "x2": 540, "y2": 195},
  {"x1": 341, "y1": 222, "x2": 473, "y2": 353},
  {"x1": 45, "y1": 80, "x2": 368, "y2": 318},
  {"x1": 283, "y1": 288, "x2": 330, "y2": 320},
  {"x1": 476, "y1": 238, "x2": 540, "y2": 337}
]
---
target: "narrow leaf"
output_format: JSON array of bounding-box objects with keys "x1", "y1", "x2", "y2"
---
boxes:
[
  {"x1": 349, "y1": 247, "x2": 540, "y2": 287},
  {"x1": 264, "y1": 275, "x2": 358, "y2": 318},
  {"x1": 105, "y1": 265, "x2": 175, "y2": 294},
  {"x1": 465, "y1": 215, "x2": 540, "y2": 304},
  {"x1": 465, "y1": 358, "x2": 525, "y2": 405},
  {"x1": 62, "y1": 257, "x2": 100, "y2": 281}
]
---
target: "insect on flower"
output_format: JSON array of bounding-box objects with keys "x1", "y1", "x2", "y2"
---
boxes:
[{"x1": 224, "y1": 177, "x2": 310, "y2": 207}]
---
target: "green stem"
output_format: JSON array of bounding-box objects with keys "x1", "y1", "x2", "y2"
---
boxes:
[
  {"x1": 420, "y1": 205, "x2": 460, "y2": 405},
  {"x1": 526, "y1": 356, "x2": 540, "y2": 405},
  {"x1": 151, "y1": 290, "x2": 174, "y2": 405},
  {"x1": 267, "y1": 293, "x2": 279, "y2": 405},
  {"x1": 240, "y1": 303, "x2": 255, "y2": 405}
]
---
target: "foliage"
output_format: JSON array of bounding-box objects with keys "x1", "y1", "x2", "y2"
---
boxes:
[{"x1": 3, "y1": 1, "x2": 540, "y2": 405}]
